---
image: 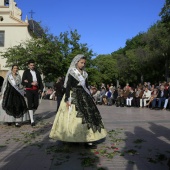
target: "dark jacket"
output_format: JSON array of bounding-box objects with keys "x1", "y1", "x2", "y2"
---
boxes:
[
  {"x1": 22, "y1": 69, "x2": 44, "y2": 92},
  {"x1": 127, "y1": 91, "x2": 135, "y2": 98},
  {"x1": 157, "y1": 89, "x2": 169, "y2": 99},
  {"x1": 64, "y1": 74, "x2": 89, "y2": 102},
  {"x1": 54, "y1": 81, "x2": 64, "y2": 97}
]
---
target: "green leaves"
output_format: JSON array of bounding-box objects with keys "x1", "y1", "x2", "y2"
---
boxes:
[
  {"x1": 91, "y1": 54, "x2": 118, "y2": 85},
  {"x1": 2, "y1": 29, "x2": 94, "y2": 82},
  {"x1": 159, "y1": 0, "x2": 170, "y2": 23}
]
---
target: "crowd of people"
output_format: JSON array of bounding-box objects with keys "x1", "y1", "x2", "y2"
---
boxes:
[
  {"x1": 91, "y1": 81, "x2": 170, "y2": 111},
  {"x1": 42, "y1": 78, "x2": 170, "y2": 112}
]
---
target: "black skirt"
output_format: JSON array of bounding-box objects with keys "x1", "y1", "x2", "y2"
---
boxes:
[
  {"x1": 2, "y1": 81, "x2": 28, "y2": 118},
  {"x1": 71, "y1": 86, "x2": 104, "y2": 133}
]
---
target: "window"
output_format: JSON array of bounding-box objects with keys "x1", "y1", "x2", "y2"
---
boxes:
[{"x1": 0, "y1": 31, "x2": 5, "y2": 47}]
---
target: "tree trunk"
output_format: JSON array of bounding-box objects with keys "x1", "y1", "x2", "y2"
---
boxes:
[
  {"x1": 141, "y1": 74, "x2": 143, "y2": 84},
  {"x1": 116, "y1": 79, "x2": 119, "y2": 88}
]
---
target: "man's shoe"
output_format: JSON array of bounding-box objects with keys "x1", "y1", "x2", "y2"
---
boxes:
[
  {"x1": 85, "y1": 143, "x2": 97, "y2": 149},
  {"x1": 31, "y1": 122, "x2": 36, "y2": 127},
  {"x1": 15, "y1": 123, "x2": 21, "y2": 128}
]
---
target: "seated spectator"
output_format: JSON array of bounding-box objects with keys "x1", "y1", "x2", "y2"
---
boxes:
[
  {"x1": 90, "y1": 86, "x2": 97, "y2": 95},
  {"x1": 100, "y1": 83, "x2": 106, "y2": 90},
  {"x1": 106, "y1": 84, "x2": 110, "y2": 91},
  {"x1": 109, "y1": 83, "x2": 114, "y2": 91},
  {"x1": 167, "y1": 82, "x2": 170, "y2": 110},
  {"x1": 126, "y1": 87, "x2": 135, "y2": 107},
  {"x1": 98, "y1": 87, "x2": 106, "y2": 104},
  {"x1": 161, "y1": 84, "x2": 169, "y2": 110},
  {"x1": 90, "y1": 86, "x2": 98, "y2": 104},
  {"x1": 163, "y1": 81, "x2": 168, "y2": 90},
  {"x1": 151, "y1": 85, "x2": 168, "y2": 110},
  {"x1": 140, "y1": 86, "x2": 151, "y2": 108},
  {"x1": 123, "y1": 86, "x2": 130, "y2": 104},
  {"x1": 116, "y1": 89, "x2": 124, "y2": 107},
  {"x1": 93, "y1": 89, "x2": 100, "y2": 104},
  {"x1": 147, "y1": 82, "x2": 151, "y2": 90},
  {"x1": 143, "y1": 82, "x2": 148, "y2": 87},
  {"x1": 50, "y1": 91, "x2": 56, "y2": 100},
  {"x1": 112, "y1": 88, "x2": 118, "y2": 105},
  {"x1": 151, "y1": 84, "x2": 155, "y2": 90},
  {"x1": 133, "y1": 87, "x2": 143, "y2": 107},
  {"x1": 44, "y1": 87, "x2": 53, "y2": 99},
  {"x1": 125, "y1": 83, "x2": 130, "y2": 90},
  {"x1": 103, "y1": 88, "x2": 113, "y2": 106},
  {"x1": 146, "y1": 88, "x2": 158, "y2": 107}
]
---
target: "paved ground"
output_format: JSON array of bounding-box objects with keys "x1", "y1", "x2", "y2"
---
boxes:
[{"x1": 0, "y1": 99, "x2": 170, "y2": 170}]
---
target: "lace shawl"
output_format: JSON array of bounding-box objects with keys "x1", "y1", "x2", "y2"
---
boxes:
[
  {"x1": 1, "y1": 70, "x2": 24, "y2": 96},
  {"x1": 64, "y1": 54, "x2": 88, "y2": 88}
]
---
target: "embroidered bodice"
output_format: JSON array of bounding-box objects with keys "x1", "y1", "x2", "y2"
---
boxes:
[{"x1": 65, "y1": 74, "x2": 89, "y2": 102}]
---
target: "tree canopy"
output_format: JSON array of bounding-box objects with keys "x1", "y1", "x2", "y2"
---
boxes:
[{"x1": 1, "y1": 30, "x2": 94, "y2": 82}]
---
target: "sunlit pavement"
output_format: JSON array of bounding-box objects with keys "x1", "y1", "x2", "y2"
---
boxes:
[{"x1": 0, "y1": 99, "x2": 170, "y2": 170}]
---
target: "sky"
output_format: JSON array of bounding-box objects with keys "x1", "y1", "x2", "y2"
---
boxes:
[{"x1": 16, "y1": 0, "x2": 165, "y2": 55}]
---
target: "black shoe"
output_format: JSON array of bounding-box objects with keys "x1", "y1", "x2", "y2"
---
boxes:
[
  {"x1": 15, "y1": 123, "x2": 21, "y2": 128},
  {"x1": 85, "y1": 143, "x2": 97, "y2": 149},
  {"x1": 7, "y1": 123, "x2": 12, "y2": 126},
  {"x1": 31, "y1": 122, "x2": 36, "y2": 127}
]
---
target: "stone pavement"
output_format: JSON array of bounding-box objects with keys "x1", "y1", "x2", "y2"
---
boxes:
[{"x1": 0, "y1": 100, "x2": 170, "y2": 170}]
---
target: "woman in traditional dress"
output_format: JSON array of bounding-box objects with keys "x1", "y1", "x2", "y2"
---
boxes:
[
  {"x1": 50, "y1": 54, "x2": 107, "y2": 148},
  {"x1": 0, "y1": 65, "x2": 29, "y2": 127}
]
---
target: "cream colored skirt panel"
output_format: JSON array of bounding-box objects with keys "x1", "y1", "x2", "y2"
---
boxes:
[{"x1": 49, "y1": 95, "x2": 107, "y2": 142}]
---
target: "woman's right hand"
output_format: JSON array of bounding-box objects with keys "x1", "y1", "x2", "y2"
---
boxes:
[{"x1": 66, "y1": 101, "x2": 71, "y2": 108}]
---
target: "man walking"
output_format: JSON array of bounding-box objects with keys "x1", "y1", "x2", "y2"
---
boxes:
[
  {"x1": 54, "y1": 77, "x2": 64, "y2": 112},
  {"x1": 22, "y1": 59, "x2": 44, "y2": 126}
]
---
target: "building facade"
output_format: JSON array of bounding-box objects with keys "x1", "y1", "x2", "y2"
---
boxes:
[{"x1": 0, "y1": 0, "x2": 31, "y2": 81}]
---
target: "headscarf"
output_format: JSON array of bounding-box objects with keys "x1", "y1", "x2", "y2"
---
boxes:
[
  {"x1": 1, "y1": 70, "x2": 12, "y2": 96},
  {"x1": 64, "y1": 54, "x2": 88, "y2": 88}
]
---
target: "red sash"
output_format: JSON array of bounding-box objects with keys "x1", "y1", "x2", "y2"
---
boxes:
[{"x1": 26, "y1": 85, "x2": 38, "y2": 90}]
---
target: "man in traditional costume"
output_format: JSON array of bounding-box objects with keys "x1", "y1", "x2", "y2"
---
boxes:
[{"x1": 22, "y1": 60, "x2": 44, "y2": 126}]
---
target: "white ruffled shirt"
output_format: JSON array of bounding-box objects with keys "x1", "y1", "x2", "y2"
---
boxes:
[{"x1": 30, "y1": 70, "x2": 37, "y2": 82}]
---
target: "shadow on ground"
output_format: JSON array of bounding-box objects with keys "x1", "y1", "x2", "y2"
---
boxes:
[
  {"x1": 123, "y1": 123, "x2": 170, "y2": 170},
  {"x1": 0, "y1": 111, "x2": 108, "y2": 170}
]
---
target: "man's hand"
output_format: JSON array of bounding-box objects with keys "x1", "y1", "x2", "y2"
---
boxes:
[
  {"x1": 31, "y1": 81, "x2": 38, "y2": 86},
  {"x1": 24, "y1": 80, "x2": 28, "y2": 83}
]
